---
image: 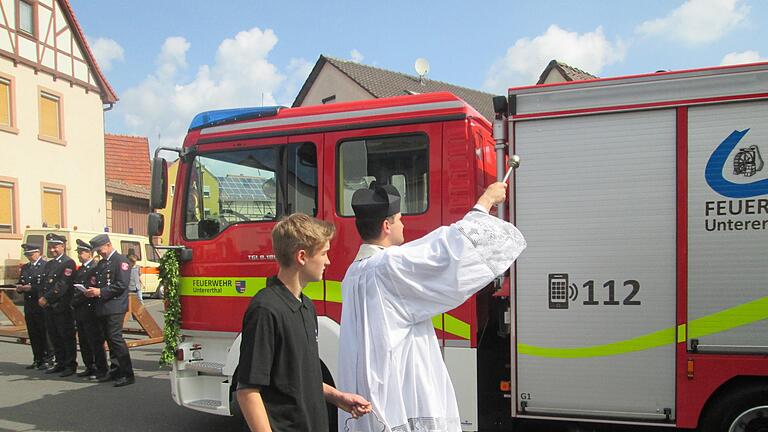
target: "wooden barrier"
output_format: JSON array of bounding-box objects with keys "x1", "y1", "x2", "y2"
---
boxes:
[
  {"x1": 123, "y1": 295, "x2": 164, "y2": 348},
  {"x1": 0, "y1": 290, "x2": 164, "y2": 348},
  {"x1": 0, "y1": 289, "x2": 29, "y2": 344}
]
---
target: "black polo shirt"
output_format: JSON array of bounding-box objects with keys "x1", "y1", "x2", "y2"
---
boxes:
[{"x1": 238, "y1": 276, "x2": 328, "y2": 431}]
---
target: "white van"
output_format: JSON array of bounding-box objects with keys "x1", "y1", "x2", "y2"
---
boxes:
[{"x1": 21, "y1": 228, "x2": 163, "y2": 298}]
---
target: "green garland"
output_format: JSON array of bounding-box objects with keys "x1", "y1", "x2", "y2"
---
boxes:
[{"x1": 159, "y1": 249, "x2": 181, "y2": 366}]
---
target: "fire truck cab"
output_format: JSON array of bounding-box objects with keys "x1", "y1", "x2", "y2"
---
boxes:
[{"x1": 150, "y1": 92, "x2": 505, "y2": 430}]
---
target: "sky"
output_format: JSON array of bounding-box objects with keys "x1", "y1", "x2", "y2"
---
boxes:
[{"x1": 68, "y1": 0, "x2": 768, "y2": 151}]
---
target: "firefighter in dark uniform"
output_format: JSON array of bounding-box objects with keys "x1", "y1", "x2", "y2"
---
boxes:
[
  {"x1": 15, "y1": 243, "x2": 52, "y2": 369},
  {"x1": 84, "y1": 234, "x2": 135, "y2": 387},
  {"x1": 39, "y1": 233, "x2": 78, "y2": 377},
  {"x1": 71, "y1": 239, "x2": 107, "y2": 379}
]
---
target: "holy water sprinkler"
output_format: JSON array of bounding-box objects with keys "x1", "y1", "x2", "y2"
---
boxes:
[{"x1": 502, "y1": 155, "x2": 521, "y2": 183}]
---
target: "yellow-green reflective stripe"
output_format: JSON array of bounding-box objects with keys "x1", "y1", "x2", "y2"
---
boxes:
[
  {"x1": 431, "y1": 314, "x2": 471, "y2": 340},
  {"x1": 432, "y1": 315, "x2": 443, "y2": 330},
  {"x1": 304, "y1": 281, "x2": 323, "y2": 301},
  {"x1": 518, "y1": 327, "x2": 676, "y2": 359},
  {"x1": 180, "y1": 277, "x2": 266, "y2": 297},
  {"x1": 688, "y1": 296, "x2": 768, "y2": 339},
  {"x1": 326, "y1": 280, "x2": 342, "y2": 303},
  {"x1": 444, "y1": 314, "x2": 471, "y2": 340},
  {"x1": 518, "y1": 295, "x2": 768, "y2": 358}
]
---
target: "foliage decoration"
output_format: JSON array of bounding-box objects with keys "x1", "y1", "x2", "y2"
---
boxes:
[{"x1": 159, "y1": 249, "x2": 181, "y2": 366}]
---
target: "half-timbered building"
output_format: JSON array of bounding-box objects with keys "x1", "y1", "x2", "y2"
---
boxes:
[{"x1": 0, "y1": 0, "x2": 117, "y2": 283}]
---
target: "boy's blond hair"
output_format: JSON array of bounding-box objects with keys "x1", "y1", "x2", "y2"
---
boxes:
[{"x1": 272, "y1": 213, "x2": 335, "y2": 267}]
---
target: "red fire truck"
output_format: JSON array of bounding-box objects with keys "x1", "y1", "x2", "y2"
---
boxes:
[{"x1": 149, "y1": 62, "x2": 768, "y2": 431}]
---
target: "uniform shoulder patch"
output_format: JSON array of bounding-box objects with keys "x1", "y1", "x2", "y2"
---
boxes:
[
  {"x1": 121, "y1": 262, "x2": 130, "y2": 271},
  {"x1": 64, "y1": 268, "x2": 73, "y2": 276}
]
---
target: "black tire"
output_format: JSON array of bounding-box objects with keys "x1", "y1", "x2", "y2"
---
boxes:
[{"x1": 699, "y1": 382, "x2": 768, "y2": 432}]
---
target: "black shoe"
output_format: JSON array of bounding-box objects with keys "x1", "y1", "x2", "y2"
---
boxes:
[
  {"x1": 113, "y1": 376, "x2": 135, "y2": 387},
  {"x1": 76, "y1": 369, "x2": 95, "y2": 378},
  {"x1": 59, "y1": 368, "x2": 76, "y2": 378},
  {"x1": 96, "y1": 374, "x2": 114, "y2": 383},
  {"x1": 26, "y1": 362, "x2": 40, "y2": 370},
  {"x1": 44, "y1": 365, "x2": 65, "y2": 374},
  {"x1": 37, "y1": 362, "x2": 51, "y2": 370}
]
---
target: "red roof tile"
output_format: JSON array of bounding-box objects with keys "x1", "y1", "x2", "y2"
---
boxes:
[{"x1": 104, "y1": 134, "x2": 151, "y2": 187}]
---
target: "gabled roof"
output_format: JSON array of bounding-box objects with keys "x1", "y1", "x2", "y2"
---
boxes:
[
  {"x1": 104, "y1": 134, "x2": 150, "y2": 199},
  {"x1": 537, "y1": 59, "x2": 598, "y2": 85},
  {"x1": 58, "y1": 0, "x2": 118, "y2": 103},
  {"x1": 293, "y1": 55, "x2": 496, "y2": 120}
]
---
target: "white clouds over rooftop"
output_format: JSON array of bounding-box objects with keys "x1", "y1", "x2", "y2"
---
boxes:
[
  {"x1": 350, "y1": 49, "x2": 364, "y2": 63},
  {"x1": 720, "y1": 50, "x2": 766, "y2": 65},
  {"x1": 636, "y1": 0, "x2": 749, "y2": 44},
  {"x1": 113, "y1": 27, "x2": 311, "y2": 151},
  {"x1": 484, "y1": 25, "x2": 625, "y2": 92},
  {"x1": 89, "y1": 37, "x2": 124, "y2": 72}
]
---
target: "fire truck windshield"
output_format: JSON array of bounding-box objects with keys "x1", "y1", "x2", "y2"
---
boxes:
[{"x1": 183, "y1": 143, "x2": 318, "y2": 240}]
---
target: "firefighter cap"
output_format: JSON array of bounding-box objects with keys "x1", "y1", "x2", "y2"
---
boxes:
[
  {"x1": 21, "y1": 243, "x2": 41, "y2": 254},
  {"x1": 89, "y1": 234, "x2": 111, "y2": 249},
  {"x1": 351, "y1": 183, "x2": 401, "y2": 219},
  {"x1": 46, "y1": 233, "x2": 66, "y2": 244},
  {"x1": 76, "y1": 239, "x2": 93, "y2": 252}
]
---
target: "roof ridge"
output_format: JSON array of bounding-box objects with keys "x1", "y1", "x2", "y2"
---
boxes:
[
  {"x1": 555, "y1": 60, "x2": 598, "y2": 78},
  {"x1": 59, "y1": 0, "x2": 118, "y2": 103},
  {"x1": 323, "y1": 55, "x2": 495, "y2": 97},
  {"x1": 105, "y1": 133, "x2": 150, "y2": 141}
]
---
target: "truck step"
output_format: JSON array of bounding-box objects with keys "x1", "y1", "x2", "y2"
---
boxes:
[
  {"x1": 185, "y1": 361, "x2": 225, "y2": 375},
  {"x1": 188, "y1": 399, "x2": 222, "y2": 410}
]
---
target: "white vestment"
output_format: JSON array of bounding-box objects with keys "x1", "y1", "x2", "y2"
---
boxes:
[{"x1": 338, "y1": 209, "x2": 526, "y2": 432}]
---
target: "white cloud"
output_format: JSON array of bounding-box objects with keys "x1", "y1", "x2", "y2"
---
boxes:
[
  {"x1": 720, "y1": 50, "x2": 766, "y2": 65},
  {"x1": 89, "y1": 37, "x2": 124, "y2": 72},
  {"x1": 350, "y1": 49, "x2": 364, "y2": 63},
  {"x1": 636, "y1": 0, "x2": 749, "y2": 44},
  {"x1": 484, "y1": 25, "x2": 625, "y2": 92},
  {"x1": 112, "y1": 27, "x2": 312, "y2": 151}
]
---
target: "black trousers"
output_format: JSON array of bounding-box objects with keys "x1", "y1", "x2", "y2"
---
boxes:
[
  {"x1": 45, "y1": 309, "x2": 77, "y2": 369},
  {"x1": 24, "y1": 309, "x2": 49, "y2": 363},
  {"x1": 76, "y1": 318, "x2": 107, "y2": 373},
  {"x1": 100, "y1": 313, "x2": 134, "y2": 378}
]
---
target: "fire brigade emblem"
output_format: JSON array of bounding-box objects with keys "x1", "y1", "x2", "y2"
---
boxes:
[
  {"x1": 235, "y1": 280, "x2": 246, "y2": 294},
  {"x1": 64, "y1": 268, "x2": 72, "y2": 276},
  {"x1": 706, "y1": 129, "x2": 768, "y2": 198},
  {"x1": 121, "y1": 262, "x2": 129, "y2": 271},
  {"x1": 733, "y1": 145, "x2": 764, "y2": 177}
]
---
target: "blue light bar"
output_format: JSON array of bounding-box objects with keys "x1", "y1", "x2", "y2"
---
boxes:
[{"x1": 188, "y1": 106, "x2": 284, "y2": 130}]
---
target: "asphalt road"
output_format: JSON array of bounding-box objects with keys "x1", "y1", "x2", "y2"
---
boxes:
[{"x1": 0, "y1": 299, "x2": 682, "y2": 432}]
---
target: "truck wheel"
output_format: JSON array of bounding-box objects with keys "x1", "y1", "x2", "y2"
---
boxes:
[{"x1": 700, "y1": 383, "x2": 768, "y2": 432}]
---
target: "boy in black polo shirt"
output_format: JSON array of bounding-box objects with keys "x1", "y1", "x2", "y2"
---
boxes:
[{"x1": 237, "y1": 214, "x2": 371, "y2": 431}]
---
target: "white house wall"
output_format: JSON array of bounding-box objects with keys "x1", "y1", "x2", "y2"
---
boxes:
[{"x1": 299, "y1": 63, "x2": 375, "y2": 106}]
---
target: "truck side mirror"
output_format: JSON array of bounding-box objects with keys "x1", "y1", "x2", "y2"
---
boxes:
[
  {"x1": 148, "y1": 212, "x2": 164, "y2": 237},
  {"x1": 150, "y1": 158, "x2": 168, "y2": 210}
]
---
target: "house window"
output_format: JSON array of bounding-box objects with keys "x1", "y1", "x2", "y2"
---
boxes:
[
  {"x1": 203, "y1": 185, "x2": 210, "y2": 198},
  {"x1": 170, "y1": 184, "x2": 175, "y2": 196},
  {"x1": 337, "y1": 134, "x2": 429, "y2": 216},
  {"x1": 41, "y1": 185, "x2": 65, "y2": 228},
  {"x1": 18, "y1": 0, "x2": 35, "y2": 36},
  {"x1": 39, "y1": 90, "x2": 64, "y2": 143},
  {"x1": 0, "y1": 179, "x2": 19, "y2": 237},
  {"x1": 0, "y1": 76, "x2": 15, "y2": 131}
]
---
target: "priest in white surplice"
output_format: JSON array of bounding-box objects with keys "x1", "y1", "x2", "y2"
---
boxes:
[{"x1": 338, "y1": 182, "x2": 526, "y2": 432}]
